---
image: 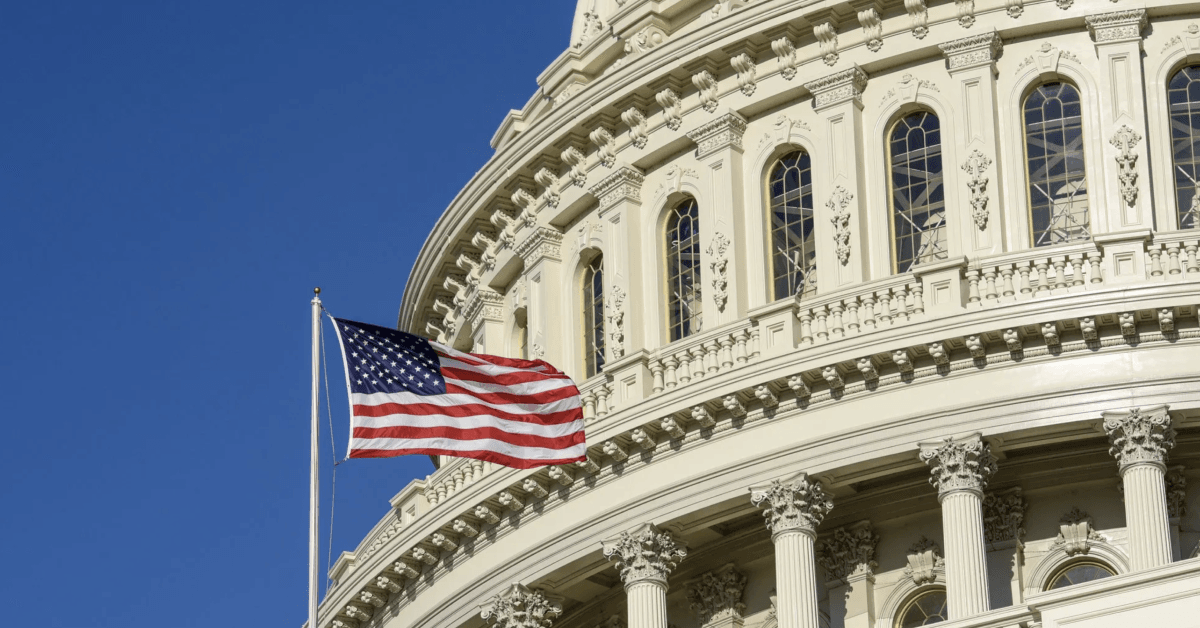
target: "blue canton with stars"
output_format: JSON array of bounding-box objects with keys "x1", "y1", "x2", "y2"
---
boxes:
[{"x1": 333, "y1": 318, "x2": 447, "y2": 396}]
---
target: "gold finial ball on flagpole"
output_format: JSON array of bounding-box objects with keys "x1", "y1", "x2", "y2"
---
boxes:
[{"x1": 314, "y1": 287, "x2": 321, "y2": 295}]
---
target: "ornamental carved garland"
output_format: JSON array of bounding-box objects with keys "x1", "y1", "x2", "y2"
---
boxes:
[
  {"x1": 708, "y1": 233, "x2": 731, "y2": 312},
  {"x1": 480, "y1": 584, "x2": 562, "y2": 628},
  {"x1": 685, "y1": 564, "x2": 747, "y2": 625},
  {"x1": 602, "y1": 524, "x2": 687, "y2": 585},
  {"x1": 961, "y1": 149, "x2": 993, "y2": 230},
  {"x1": 750, "y1": 474, "x2": 833, "y2": 535},
  {"x1": 827, "y1": 186, "x2": 853, "y2": 265},
  {"x1": 1110, "y1": 125, "x2": 1142, "y2": 206},
  {"x1": 919, "y1": 436, "x2": 997, "y2": 495},
  {"x1": 606, "y1": 286, "x2": 626, "y2": 360},
  {"x1": 1103, "y1": 407, "x2": 1175, "y2": 471}
]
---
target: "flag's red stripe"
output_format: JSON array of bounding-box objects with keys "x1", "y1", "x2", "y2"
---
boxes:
[
  {"x1": 353, "y1": 402, "x2": 582, "y2": 425},
  {"x1": 348, "y1": 447, "x2": 585, "y2": 469},
  {"x1": 437, "y1": 349, "x2": 564, "y2": 375},
  {"x1": 442, "y1": 381, "x2": 580, "y2": 406},
  {"x1": 441, "y1": 365, "x2": 569, "y2": 386},
  {"x1": 352, "y1": 425, "x2": 585, "y2": 448}
]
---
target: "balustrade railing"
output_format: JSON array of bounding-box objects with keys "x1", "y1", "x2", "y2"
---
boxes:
[
  {"x1": 648, "y1": 320, "x2": 760, "y2": 394},
  {"x1": 795, "y1": 273, "x2": 924, "y2": 347},
  {"x1": 1147, "y1": 231, "x2": 1200, "y2": 278},
  {"x1": 422, "y1": 457, "x2": 496, "y2": 508}
]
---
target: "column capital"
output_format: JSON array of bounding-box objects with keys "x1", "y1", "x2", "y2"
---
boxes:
[
  {"x1": 749, "y1": 472, "x2": 833, "y2": 537},
  {"x1": 601, "y1": 523, "x2": 687, "y2": 587},
  {"x1": 816, "y1": 520, "x2": 879, "y2": 580},
  {"x1": 686, "y1": 110, "x2": 748, "y2": 159},
  {"x1": 463, "y1": 288, "x2": 505, "y2": 329},
  {"x1": 685, "y1": 563, "x2": 747, "y2": 626},
  {"x1": 982, "y1": 487, "x2": 1026, "y2": 543},
  {"x1": 804, "y1": 65, "x2": 868, "y2": 111},
  {"x1": 1103, "y1": 405, "x2": 1175, "y2": 473},
  {"x1": 938, "y1": 30, "x2": 1003, "y2": 73},
  {"x1": 1086, "y1": 9, "x2": 1148, "y2": 45},
  {"x1": 516, "y1": 226, "x2": 564, "y2": 266},
  {"x1": 919, "y1": 434, "x2": 996, "y2": 497},
  {"x1": 480, "y1": 583, "x2": 563, "y2": 628},
  {"x1": 589, "y1": 165, "x2": 645, "y2": 211}
]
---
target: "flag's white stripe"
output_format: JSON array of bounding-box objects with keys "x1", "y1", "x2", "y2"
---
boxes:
[
  {"x1": 352, "y1": 391, "x2": 581, "y2": 414},
  {"x1": 443, "y1": 371, "x2": 575, "y2": 397},
  {"x1": 434, "y1": 345, "x2": 558, "y2": 377},
  {"x1": 351, "y1": 436, "x2": 587, "y2": 459},
  {"x1": 353, "y1": 413, "x2": 584, "y2": 437},
  {"x1": 438, "y1": 355, "x2": 565, "y2": 381}
]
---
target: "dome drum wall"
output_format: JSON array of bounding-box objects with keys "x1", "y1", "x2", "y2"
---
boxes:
[{"x1": 335, "y1": 2, "x2": 1200, "y2": 628}]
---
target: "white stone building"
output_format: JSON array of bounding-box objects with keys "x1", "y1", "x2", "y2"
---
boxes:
[{"x1": 319, "y1": 1, "x2": 1200, "y2": 627}]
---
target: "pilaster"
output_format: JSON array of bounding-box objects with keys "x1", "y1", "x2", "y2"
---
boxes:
[
  {"x1": 750, "y1": 473, "x2": 833, "y2": 628},
  {"x1": 816, "y1": 521, "x2": 878, "y2": 628},
  {"x1": 1086, "y1": 9, "x2": 1153, "y2": 231},
  {"x1": 1103, "y1": 405, "x2": 1176, "y2": 570},
  {"x1": 516, "y1": 227, "x2": 565, "y2": 365},
  {"x1": 686, "y1": 111, "x2": 749, "y2": 326},
  {"x1": 939, "y1": 31, "x2": 1005, "y2": 256},
  {"x1": 685, "y1": 564, "x2": 747, "y2": 628},
  {"x1": 602, "y1": 523, "x2": 687, "y2": 628},
  {"x1": 804, "y1": 66, "x2": 869, "y2": 289},
  {"x1": 463, "y1": 288, "x2": 507, "y2": 354},
  {"x1": 590, "y1": 165, "x2": 646, "y2": 357}
]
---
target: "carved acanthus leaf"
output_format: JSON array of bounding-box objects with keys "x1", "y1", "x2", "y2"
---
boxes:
[
  {"x1": 685, "y1": 564, "x2": 747, "y2": 625},
  {"x1": 750, "y1": 473, "x2": 833, "y2": 535},
  {"x1": 816, "y1": 522, "x2": 879, "y2": 579},
  {"x1": 602, "y1": 523, "x2": 687, "y2": 585},
  {"x1": 919, "y1": 434, "x2": 997, "y2": 495},
  {"x1": 1103, "y1": 406, "x2": 1175, "y2": 471},
  {"x1": 481, "y1": 584, "x2": 562, "y2": 628}
]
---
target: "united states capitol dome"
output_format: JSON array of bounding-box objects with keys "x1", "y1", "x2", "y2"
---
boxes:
[{"x1": 319, "y1": 1, "x2": 1200, "y2": 628}]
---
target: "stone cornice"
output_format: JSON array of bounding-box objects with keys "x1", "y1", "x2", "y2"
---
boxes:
[
  {"x1": 1086, "y1": 9, "x2": 1148, "y2": 45},
  {"x1": 804, "y1": 65, "x2": 868, "y2": 111},
  {"x1": 515, "y1": 227, "x2": 564, "y2": 266},
  {"x1": 589, "y1": 165, "x2": 645, "y2": 210},
  {"x1": 939, "y1": 30, "x2": 1003, "y2": 72},
  {"x1": 685, "y1": 111, "x2": 748, "y2": 159}
]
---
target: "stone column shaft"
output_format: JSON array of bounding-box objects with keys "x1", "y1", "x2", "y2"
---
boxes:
[
  {"x1": 940, "y1": 491, "x2": 990, "y2": 617},
  {"x1": 627, "y1": 581, "x2": 669, "y2": 628},
  {"x1": 775, "y1": 530, "x2": 820, "y2": 628},
  {"x1": 1104, "y1": 405, "x2": 1176, "y2": 571}
]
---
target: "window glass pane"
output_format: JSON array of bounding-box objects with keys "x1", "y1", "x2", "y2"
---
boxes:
[
  {"x1": 666, "y1": 199, "x2": 703, "y2": 341},
  {"x1": 889, "y1": 112, "x2": 948, "y2": 272},
  {"x1": 1047, "y1": 562, "x2": 1115, "y2": 590},
  {"x1": 897, "y1": 590, "x2": 948, "y2": 627},
  {"x1": 767, "y1": 150, "x2": 818, "y2": 300},
  {"x1": 1169, "y1": 66, "x2": 1200, "y2": 229},
  {"x1": 1025, "y1": 82, "x2": 1091, "y2": 246},
  {"x1": 582, "y1": 255, "x2": 605, "y2": 378}
]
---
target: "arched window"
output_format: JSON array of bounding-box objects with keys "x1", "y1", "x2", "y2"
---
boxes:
[
  {"x1": 1024, "y1": 82, "x2": 1090, "y2": 246},
  {"x1": 1169, "y1": 65, "x2": 1200, "y2": 229},
  {"x1": 896, "y1": 589, "x2": 947, "y2": 627},
  {"x1": 582, "y1": 254, "x2": 605, "y2": 378},
  {"x1": 1045, "y1": 560, "x2": 1115, "y2": 590},
  {"x1": 767, "y1": 150, "x2": 817, "y2": 300},
  {"x1": 666, "y1": 198, "x2": 702, "y2": 341},
  {"x1": 889, "y1": 112, "x2": 947, "y2": 272}
]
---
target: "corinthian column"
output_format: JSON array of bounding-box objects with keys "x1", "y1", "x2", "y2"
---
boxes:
[
  {"x1": 602, "y1": 523, "x2": 688, "y2": 628},
  {"x1": 750, "y1": 473, "x2": 833, "y2": 628},
  {"x1": 1103, "y1": 406, "x2": 1176, "y2": 570},
  {"x1": 919, "y1": 434, "x2": 996, "y2": 619},
  {"x1": 480, "y1": 583, "x2": 563, "y2": 628}
]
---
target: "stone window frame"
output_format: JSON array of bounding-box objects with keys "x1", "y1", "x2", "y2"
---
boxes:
[
  {"x1": 1020, "y1": 80, "x2": 1094, "y2": 249},
  {"x1": 885, "y1": 109, "x2": 950, "y2": 274},
  {"x1": 579, "y1": 249, "x2": 606, "y2": 378},
  {"x1": 1147, "y1": 38, "x2": 1200, "y2": 231},
  {"x1": 663, "y1": 196, "x2": 704, "y2": 342},
  {"x1": 764, "y1": 147, "x2": 820, "y2": 302}
]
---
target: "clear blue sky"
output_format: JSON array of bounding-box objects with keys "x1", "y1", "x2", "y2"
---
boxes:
[{"x1": 1, "y1": 3, "x2": 571, "y2": 626}]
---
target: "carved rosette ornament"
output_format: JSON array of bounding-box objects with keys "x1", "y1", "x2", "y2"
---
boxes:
[
  {"x1": 685, "y1": 563, "x2": 747, "y2": 625},
  {"x1": 961, "y1": 149, "x2": 992, "y2": 230},
  {"x1": 982, "y1": 488, "x2": 1026, "y2": 543},
  {"x1": 816, "y1": 521, "x2": 879, "y2": 580},
  {"x1": 1109, "y1": 125, "x2": 1142, "y2": 207},
  {"x1": 481, "y1": 584, "x2": 562, "y2": 628},
  {"x1": 827, "y1": 186, "x2": 853, "y2": 265},
  {"x1": 1102, "y1": 406, "x2": 1175, "y2": 472},
  {"x1": 919, "y1": 434, "x2": 997, "y2": 497},
  {"x1": 708, "y1": 233, "x2": 731, "y2": 312},
  {"x1": 602, "y1": 523, "x2": 688, "y2": 587},
  {"x1": 750, "y1": 472, "x2": 834, "y2": 537}
]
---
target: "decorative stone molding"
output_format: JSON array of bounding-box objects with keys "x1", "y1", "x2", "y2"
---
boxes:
[
  {"x1": 750, "y1": 472, "x2": 833, "y2": 536},
  {"x1": 1053, "y1": 508, "x2": 1104, "y2": 556},
  {"x1": 804, "y1": 66, "x2": 868, "y2": 110},
  {"x1": 1159, "y1": 308, "x2": 1175, "y2": 333},
  {"x1": 656, "y1": 88, "x2": 682, "y2": 131},
  {"x1": 375, "y1": 574, "x2": 403, "y2": 592},
  {"x1": 654, "y1": 165, "x2": 699, "y2": 198},
  {"x1": 939, "y1": 31, "x2": 1003, "y2": 72},
  {"x1": 393, "y1": 557, "x2": 420, "y2": 578},
  {"x1": 730, "y1": 53, "x2": 757, "y2": 97},
  {"x1": 464, "y1": 289, "x2": 505, "y2": 329},
  {"x1": 1161, "y1": 23, "x2": 1200, "y2": 54},
  {"x1": 535, "y1": 167, "x2": 560, "y2": 208},
  {"x1": 1166, "y1": 466, "x2": 1188, "y2": 519},
  {"x1": 606, "y1": 285, "x2": 626, "y2": 359},
  {"x1": 685, "y1": 563, "x2": 747, "y2": 625},
  {"x1": 858, "y1": 9, "x2": 882, "y2": 52},
  {"x1": 344, "y1": 603, "x2": 372, "y2": 622},
  {"x1": 919, "y1": 434, "x2": 997, "y2": 497},
  {"x1": 754, "y1": 385, "x2": 778, "y2": 408},
  {"x1": 1086, "y1": 9, "x2": 1148, "y2": 45},
  {"x1": 481, "y1": 583, "x2": 562, "y2": 628},
  {"x1": 788, "y1": 373, "x2": 811, "y2": 397},
  {"x1": 708, "y1": 233, "x2": 731, "y2": 312},
  {"x1": 771, "y1": 114, "x2": 810, "y2": 146},
  {"x1": 962, "y1": 150, "x2": 992, "y2": 230},
  {"x1": 823, "y1": 365, "x2": 844, "y2": 389},
  {"x1": 1006, "y1": 0, "x2": 1023, "y2": 18},
  {"x1": 574, "y1": 11, "x2": 606, "y2": 50},
  {"x1": 686, "y1": 112, "x2": 748, "y2": 159},
  {"x1": 603, "y1": 439, "x2": 628, "y2": 461},
  {"x1": 589, "y1": 127, "x2": 616, "y2": 169},
  {"x1": 1102, "y1": 406, "x2": 1175, "y2": 472},
  {"x1": 905, "y1": 0, "x2": 928, "y2": 39},
  {"x1": 905, "y1": 537, "x2": 943, "y2": 585},
  {"x1": 722, "y1": 395, "x2": 746, "y2": 418},
  {"x1": 602, "y1": 523, "x2": 688, "y2": 586},
  {"x1": 965, "y1": 335, "x2": 986, "y2": 359},
  {"x1": 589, "y1": 166, "x2": 645, "y2": 210},
  {"x1": 621, "y1": 107, "x2": 648, "y2": 150},
  {"x1": 771, "y1": 36, "x2": 797, "y2": 80},
  {"x1": 814, "y1": 22, "x2": 838, "y2": 66},
  {"x1": 927, "y1": 341, "x2": 949, "y2": 365},
  {"x1": 693, "y1": 70, "x2": 720, "y2": 113},
  {"x1": 512, "y1": 188, "x2": 538, "y2": 227},
  {"x1": 516, "y1": 227, "x2": 564, "y2": 266},
  {"x1": 624, "y1": 25, "x2": 668, "y2": 56},
  {"x1": 956, "y1": 0, "x2": 975, "y2": 28},
  {"x1": 548, "y1": 465, "x2": 574, "y2": 486},
  {"x1": 560, "y1": 146, "x2": 587, "y2": 187},
  {"x1": 827, "y1": 185, "x2": 853, "y2": 265},
  {"x1": 1017, "y1": 42, "x2": 1081, "y2": 73},
  {"x1": 816, "y1": 521, "x2": 879, "y2": 580},
  {"x1": 1110, "y1": 125, "x2": 1142, "y2": 207},
  {"x1": 982, "y1": 487, "x2": 1025, "y2": 543},
  {"x1": 553, "y1": 81, "x2": 585, "y2": 109},
  {"x1": 452, "y1": 518, "x2": 479, "y2": 537}
]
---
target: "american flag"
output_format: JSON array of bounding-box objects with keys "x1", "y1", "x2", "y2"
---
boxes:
[{"x1": 330, "y1": 317, "x2": 586, "y2": 469}]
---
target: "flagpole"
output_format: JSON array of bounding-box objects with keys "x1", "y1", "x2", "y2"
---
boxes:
[{"x1": 309, "y1": 287, "x2": 322, "y2": 628}]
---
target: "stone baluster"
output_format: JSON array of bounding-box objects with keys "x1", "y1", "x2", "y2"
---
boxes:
[
  {"x1": 602, "y1": 523, "x2": 687, "y2": 628},
  {"x1": 481, "y1": 583, "x2": 562, "y2": 628},
  {"x1": 1102, "y1": 406, "x2": 1176, "y2": 570},
  {"x1": 919, "y1": 434, "x2": 996, "y2": 619},
  {"x1": 750, "y1": 473, "x2": 833, "y2": 628}
]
